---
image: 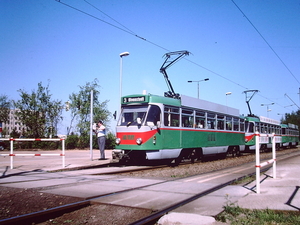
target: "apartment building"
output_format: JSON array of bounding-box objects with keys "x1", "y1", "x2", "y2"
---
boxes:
[{"x1": 1, "y1": 109, "x2": 27, "y2": 136}]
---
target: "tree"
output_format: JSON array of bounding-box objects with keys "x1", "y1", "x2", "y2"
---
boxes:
[
  {"x1": 0, "y1": 94, "x2": 10, "y2": 123},
  {"x1": 281, "y1": 110, "x2": 300, "y2": 124},
  {"x1": 14, "y1": 82, "x2": 63, "y2": 138},
  {"x1": 281, "y1": 109, "x2": 300, "y2": 132},
  {"x1": 68, "y1": 79, "x2": 110, "y2": 136},
  {"x1": 47, "y1": 99, "x2": 64, "y2": 138}
]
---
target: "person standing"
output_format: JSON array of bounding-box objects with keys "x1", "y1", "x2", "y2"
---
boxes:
[{"x1": 96, "y1": 120, "x2": 106, "y2": 160}]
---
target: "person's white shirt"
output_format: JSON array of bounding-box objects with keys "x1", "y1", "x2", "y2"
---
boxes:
[{"x1": 97, "y1": 124, "x2": 106, "y2": 137}]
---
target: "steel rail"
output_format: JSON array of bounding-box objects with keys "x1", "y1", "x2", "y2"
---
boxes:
[
  {"x1": 129, "y1": 151, "x2": 300, "y2": 225},
  {"x1": 0, "y1": 200, "x2": 90, "y2": 225},
  {"x1": 128, "y1": 171, "x2": 268, "y2": 225},
  {"x1": 0, "y1": 149, "x2": 298, "y2": 224}
]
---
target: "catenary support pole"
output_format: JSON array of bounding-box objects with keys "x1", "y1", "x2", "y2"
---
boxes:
[{"x1": 90, "y1": 90, "x2": 94, "y2": 161}]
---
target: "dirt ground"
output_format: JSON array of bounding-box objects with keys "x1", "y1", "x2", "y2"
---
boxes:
[
  {"x1": 1, "y1": 148, "x2": 299, "y2": 224},
  {"x1": 0, "y1": 186, "x2": 82, "y2": 219},
  {"x1": 0, "y1": 186, "x2": 153, "y2": 225}
]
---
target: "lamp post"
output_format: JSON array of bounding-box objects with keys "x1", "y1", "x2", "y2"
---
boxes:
[
  {"x1": 187, "y1": 78, "x2": 209, "y2": 99},
  {"x1": 226, "y1": 92, "x2": 232, "y2": 111},
  {"x1": 261, "y1": 103, "x2": 274, "y2": 117},
  {"x1": 119, "y1": 52, "x2": 129, "y2": 113}
]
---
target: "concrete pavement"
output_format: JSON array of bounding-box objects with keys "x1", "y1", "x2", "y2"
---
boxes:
[
  {"x1": 0, "y1": 148, "x2": 299, "y2": 225},
  {"x1": 162, "y1": 152, "x2": 300, "y2": 224},
  {"x1": 0, "y1": 149, "x2": 113, "y2": 174}
]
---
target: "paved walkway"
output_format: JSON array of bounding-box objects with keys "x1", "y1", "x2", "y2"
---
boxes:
[
  {"x1": 0, "y1": 149, "x2": 113, "y2": 175},
  {"x1": 1, "y1": 149, "x2": 299, "y2": 225}
]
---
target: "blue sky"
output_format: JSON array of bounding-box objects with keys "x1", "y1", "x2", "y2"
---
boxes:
[{"x1": 1, "y1": 0, "x2": 300, "y2": 134}]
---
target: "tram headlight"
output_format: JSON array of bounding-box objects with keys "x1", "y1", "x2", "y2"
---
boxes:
[
  {"x1": 116, "y1": 138, "x2": 121, "y2": 145},
  {"x1": 136, "y1": 138, "x2": 142, "y2": 145}
]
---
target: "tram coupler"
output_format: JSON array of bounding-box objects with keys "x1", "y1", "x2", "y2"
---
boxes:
[{"x1": 112, "y1": 149, "x2": 125, "y2": 160}]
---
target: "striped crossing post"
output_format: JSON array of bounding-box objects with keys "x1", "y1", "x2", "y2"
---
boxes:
[
  {"x1": 255, "y1": 132, "x2": 276, "y2": 194},
  {"x1": 272, "y1": 133, "x2": 276, "y2": 179},
  {"x1": 255, "y1": 131, "x2": 260, "y2": 194},
  {"x1": 0, "y1": 138, "x2": 66, "y2": 169}
]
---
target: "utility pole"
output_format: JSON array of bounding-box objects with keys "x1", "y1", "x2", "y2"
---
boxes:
[{"x1": 298, "y1": 87, "x2": 300, "y2": 106}]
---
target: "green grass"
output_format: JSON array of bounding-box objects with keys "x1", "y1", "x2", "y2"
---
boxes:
[
  {"x1": 231, "y1": 174, "x2": 256, "y2": 185},
  {"x1": 216, "y1": 201, "x2": 300, "y2": 225}
]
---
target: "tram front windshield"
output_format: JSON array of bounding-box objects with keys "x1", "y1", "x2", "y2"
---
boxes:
[
  {"x1": 118, "y1": 106, "x2": 148, "y2": 126},
  {"x1": 118, "y1": 105, "x2": 161, "y2": 127}
]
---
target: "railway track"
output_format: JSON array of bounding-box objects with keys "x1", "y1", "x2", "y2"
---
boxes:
[
  {"x1": 0, "y1": 167, "x2": 268, "y2": 225},
  {"x1": 0, "y1": 148, "x2": 299, "y2": 225}
]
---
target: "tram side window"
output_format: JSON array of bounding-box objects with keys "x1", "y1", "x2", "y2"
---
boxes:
[
  {"x1": 226, "y1": 116, "x2": 232, "y2": 130},
  {"x1": 255, "y1": 123, "x2": 260, "y2": 132},
  {"x1": 233, "y1": 118, "x2": 239, "y2": 131},
  {"x1": 195, "y1": 111, "x2": 205, "y2": 128},
  {"x1": 246, "y1": 121, "x2": 255, "y2": 133},
  {"x1": 240, "y1": 119, "x2": 245, "y2": 132},
  {"x1": 182, "y1": 108, "x2": 194, "y2": 127},
  {"x1": 267, "y1": 124, "x2": 271, "y2": 133},
  {"x1": 260, "y1": 123, "x2": 265, "y2": 133},
  {"x1": 164, "y1": 106, "x2": 179, "y2": 127},
  {"x1": 261, "y1": 123, "x2": 268, "y2": 133},
  {"x1": 270, "y1": 125, "x2": 274, "y2": 134},
  {"x1": 207, "y1": 113, "x2": 216, "y2": 129},
  {"x1": 276, "y1": 126, "x2": 281, "y2": 134},
  {"x1": 217, "y1": 115, "x2": 225, "y2": 130}
]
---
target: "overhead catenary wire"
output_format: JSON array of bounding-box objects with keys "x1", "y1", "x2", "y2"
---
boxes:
[
  {"x1": 231, "y1": 0, "x2": 300, "y2": 86},
  {"x1": 55, "y1": 0, "x2": 170, "y2": 52},
  {"x1": 84, "y1": 0, "x2": 136, "y2": 36},
  {"x1": 55, "y1": 0, "x2": 296, "y2": 112}
]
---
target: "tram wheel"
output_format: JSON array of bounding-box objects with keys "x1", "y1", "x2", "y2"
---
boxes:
[
  {"x1": 174, "y1": 155, "x2": 182, "y2": 166},
  {"x1": 260, "y1": 144, "x2": 267, "y2": 153},
  {"x1": 226, "y1": 146, "x2": 240, "y2": 158}
]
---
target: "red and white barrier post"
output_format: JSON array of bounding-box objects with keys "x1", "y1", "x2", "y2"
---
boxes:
[
  {"x1": 255, "y1": 132, "x2": 276, "y2": 194},
  {"x1": 255, "y1": 132, "x2": 260, "y2": 194},
  {"x1": 272, "y1": 134, "x2": 277, "y2": 179},
  {"x1": 0, "y1": 138, "x2": 65, "y2": 169}
]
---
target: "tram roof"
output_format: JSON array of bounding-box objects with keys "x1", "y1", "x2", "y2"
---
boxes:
[
  {"x1": 122, "y1": 94, "x2": 240, "y2": 117},
  {"x1": 180, "y1": 95, "x2": 240, "y2": 117}
]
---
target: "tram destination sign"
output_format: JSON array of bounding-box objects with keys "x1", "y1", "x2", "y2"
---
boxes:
[{"x1": 122, "y1": 96, "x2": 147, "y2": 104}]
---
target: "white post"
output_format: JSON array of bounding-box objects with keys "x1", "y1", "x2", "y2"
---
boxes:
[
  {"x1": 272, "y1": 133, "x2": 276, "y2": 179},
  {"x1": 62, "y1": 139, "x2": 65, "y2": 168},
  {"x1": 10, "y1": 138, "x2": 13, "y2": 169},
  {"x1": 255, "y1": 131, "x2": 260, "y2": 194},
  {"x1": 90, "y1": 90, "x2": 94, "y2": 161}
]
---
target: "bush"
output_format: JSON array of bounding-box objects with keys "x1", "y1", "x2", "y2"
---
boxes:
[
  {"x1": 105, "y1": 132, "x2": 116, "y2": 149},
  {"x1": 77, "y1": 136, "x2": 89, "y2": 149},
  {"x1": 65, "y1": 134, "x2": 79, "y2": 149}
]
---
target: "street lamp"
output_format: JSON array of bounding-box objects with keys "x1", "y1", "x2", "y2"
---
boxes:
[
  {"x1": 226, "y1": 92, "x2": 232, "y2": 109},
  {"x1": 187, "y1": 78, "x2": 209, "y2": 99},
  {"x1": 119, "y1": 51, "x2": 130, "y2": 103},
  {"x1": 261, "y1": 103, "x2": 274, "y2": 117}
]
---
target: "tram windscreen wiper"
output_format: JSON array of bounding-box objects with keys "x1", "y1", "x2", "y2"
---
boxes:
[{"x1": 127, "y1": 121, "x2": 132, "y2": 127}]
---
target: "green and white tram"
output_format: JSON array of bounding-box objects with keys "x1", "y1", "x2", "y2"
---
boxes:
[
  {"x1": 114, "y1": 94, "x2": 246, "y2": 163},
  {"x1": 245, "y1": 116, "x2": 282, "y2": 151},
  {"x1": 281, "y1": 123, "x2": 299, "y2": 148}
]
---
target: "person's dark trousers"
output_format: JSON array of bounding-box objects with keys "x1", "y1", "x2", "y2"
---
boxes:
[{"x1": 98, "y1": 136, "x2": 106, "y2": 159}]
